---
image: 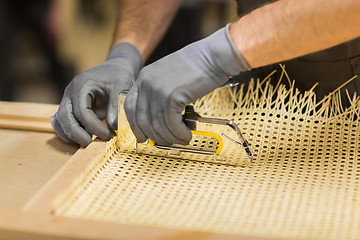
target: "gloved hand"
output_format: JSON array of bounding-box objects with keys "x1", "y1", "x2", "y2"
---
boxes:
[
  {"x1": 52, "y1": 42, "x2": 143, "y2": 147},
  {"x1": 124, "y1": 24, "x2": 250, "y2": 146}
]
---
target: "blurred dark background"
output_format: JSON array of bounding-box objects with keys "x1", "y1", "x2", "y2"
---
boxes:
[{"x1": 0, "y1": 0, "x2": 237, "y2": 104}]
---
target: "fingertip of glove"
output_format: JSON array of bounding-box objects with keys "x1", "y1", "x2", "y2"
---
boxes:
[
  {"x1": 176, "y1": 125, "x2": 192, "y2": 145},
  {"x1": 109, "y1": 121, "x2": 118, "y2": 131},
  {"x1": 101, "y1": 131, "x2": 112, "y2": 141},
  {"x1": 50, "y1": 115, "x2": 56, "y2": 129},
  {"x1": 135, "y1": 134, "x2": 148, "y2": 144},
  {"x1": 79, "y1": 139, "x2": 92, "y2": 148},
  {"x1": 90, "y1": 127, "x2": 111, "y2": 143},
  {"x1": 76, "y1": 133, "x2": 94, "y2": 148},
  {"x1": 178, "y1": 137, "x2": 191, "y2": 145},
  {"x1": 106, "y1": 114, "x2": 118, "y2": 130},
  {"x1": 51, "y1": 115, "x2": 71, "y2": 143}
]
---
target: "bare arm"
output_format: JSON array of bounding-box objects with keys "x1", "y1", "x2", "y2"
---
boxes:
[
  {"x1": 230, "y1": 0, "x2": 360, "y2": 68},
  {"x1": 112, "y1": 0, "x2": 182, "y2": 61}
]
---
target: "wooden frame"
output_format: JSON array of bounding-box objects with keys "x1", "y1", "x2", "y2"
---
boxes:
[
  {"x1": 0, "y1": 102, "x2": 275, "y2": 240},
  {"x1": 0, "y1": 101, "x2": 58, "y2": 132},
  {"x1": 1, "y1": 140, "x2": 277, "y2": 240}
]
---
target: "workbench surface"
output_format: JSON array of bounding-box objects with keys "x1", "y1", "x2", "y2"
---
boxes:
[{"x1": 0, "y1": 102, "x2": 79, "y2": 209}]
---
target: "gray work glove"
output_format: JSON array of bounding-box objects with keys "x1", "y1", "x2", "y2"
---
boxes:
[
  {"x1": 52, "y1": 42, "x2": 143, "y2": 147},
  {"x1": 124, "y1": 24, "x2": 250, "y2": 146}
]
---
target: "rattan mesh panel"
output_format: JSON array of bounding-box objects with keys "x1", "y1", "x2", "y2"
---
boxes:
[{"x1": 53, "y1": 67, "x2": 360, "y2": 240}]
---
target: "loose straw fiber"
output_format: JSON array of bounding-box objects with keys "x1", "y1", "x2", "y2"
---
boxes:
[{"x1": 53, "y1": 66, "x2": 360, "y2": 240}]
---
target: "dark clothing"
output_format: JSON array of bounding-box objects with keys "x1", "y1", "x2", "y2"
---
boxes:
[
  {"x1": 236, "y1": 0, "x2": 277, "y2": 16},
  {"x1": 234, "y1": 0, "x2": 360, "y2": 101},
  {"x1": 0, "y1": 0, "x2": 75, "y2": 101}
]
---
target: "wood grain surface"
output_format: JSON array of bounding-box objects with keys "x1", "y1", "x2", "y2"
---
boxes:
[
  {"x1": 0, "y1": 101, "x2": 58, "y2": 132},
  {"x1": 0, "y1": 102, "x2": 79, "y2": 208}
]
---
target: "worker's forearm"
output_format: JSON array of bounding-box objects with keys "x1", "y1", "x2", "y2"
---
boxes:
[
  {"x1": 230, "y1": 0, "x2": 360, "y2": 68},
  {"x1": 112, "y1": 0, "x2": 182, "y2": 61}
]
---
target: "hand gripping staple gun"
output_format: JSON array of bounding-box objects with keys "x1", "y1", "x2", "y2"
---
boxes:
[{"x1": 117, "y1": 92, "x2": 253, "y2": 166}]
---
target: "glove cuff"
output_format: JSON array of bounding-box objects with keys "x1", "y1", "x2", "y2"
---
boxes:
[
  {"x1": 106, "y1": 42, "x2": 144, "y2": 75},
  {"x1": 206, "y1": 24, "x2": 251, "y2": 77},
  {"x1": 224, "y1": 23, "x2": 251, "y2": 72}
]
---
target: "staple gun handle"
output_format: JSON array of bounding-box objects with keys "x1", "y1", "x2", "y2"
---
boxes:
[{"x1": 149, "y1": 130, "x2": 223, "y2": 155}]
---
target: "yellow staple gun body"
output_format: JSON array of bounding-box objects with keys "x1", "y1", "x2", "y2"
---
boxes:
[{"x1": 118, "y1": 93, "x2": 253, "y2": 166}]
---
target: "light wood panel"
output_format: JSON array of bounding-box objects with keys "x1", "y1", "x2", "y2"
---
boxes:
[
  {"x1": 0, "y1": 102, "x2": 78, "y2": 209},
  {"x1": 0, "y1": 101, "x2": 58, "y2": 132}
]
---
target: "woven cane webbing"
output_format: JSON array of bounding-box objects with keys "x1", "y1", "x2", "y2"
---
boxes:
[{"x1": 53, "y1": 67, "x2": 360, "y2": 240}]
